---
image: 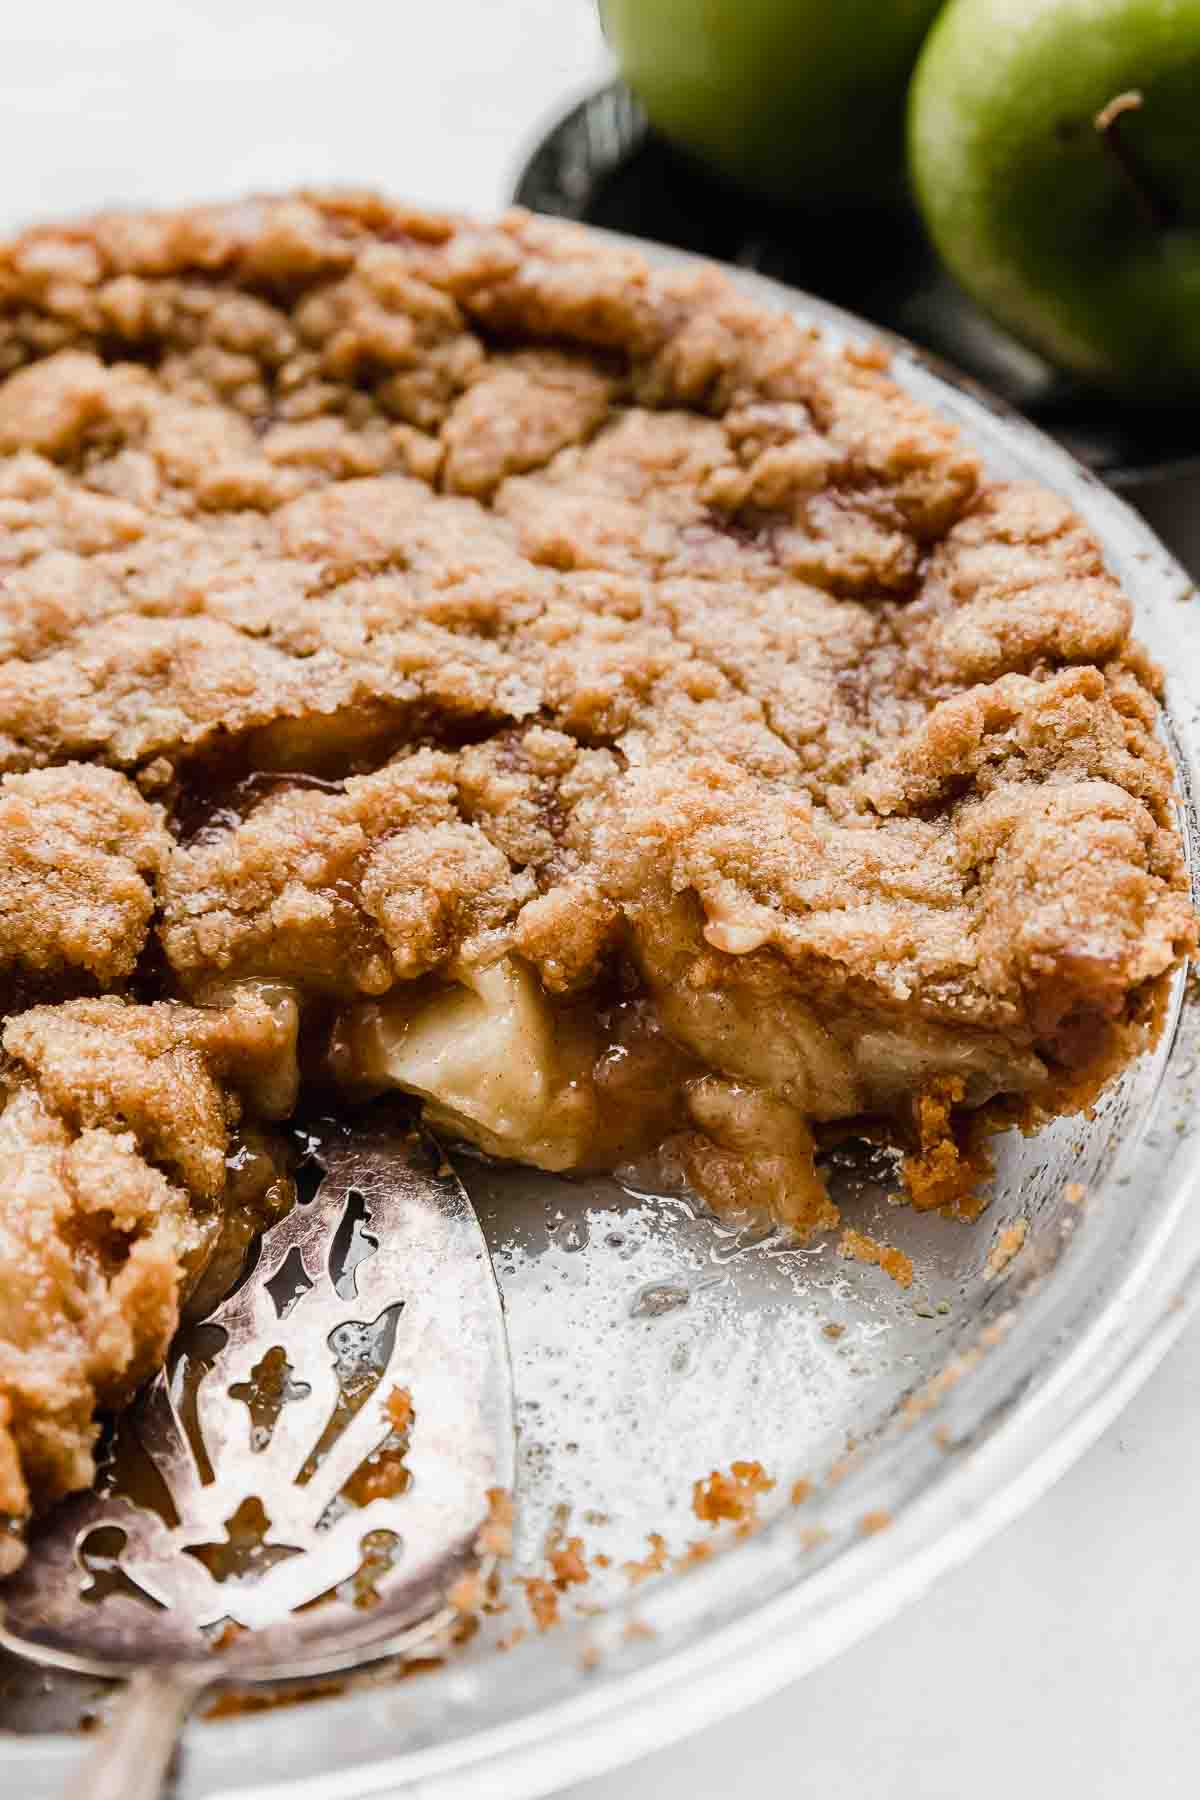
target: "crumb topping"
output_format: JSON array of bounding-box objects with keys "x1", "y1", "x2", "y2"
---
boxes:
[
  {"x1": 0, "y1": 986, "x2": 295, "y2": 1521},
  {"x1": 0, "y1": 191, "x2": 1193, "y2": 1551},
  {"x1": 0, "y1": 764, "x2": 167, "y2": 989},
  {"x1": 986, "y1": 1217, "x2": 1029, "y2": 1279}
]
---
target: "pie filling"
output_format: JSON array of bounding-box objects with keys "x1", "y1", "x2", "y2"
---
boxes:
[
  {"x1": 332, "y1": 946, "x2": 1044, "y2": 1201},
  {"x1": 0, "y1": 193, "x2": 1193, "y2": 1573}
]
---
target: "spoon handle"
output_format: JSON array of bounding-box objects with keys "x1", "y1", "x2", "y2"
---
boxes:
[{"x1": 62, "y1": 1667, "x2": 208, "y2": 1800}]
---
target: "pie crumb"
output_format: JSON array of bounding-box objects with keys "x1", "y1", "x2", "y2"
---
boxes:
[
  {"x1": 986, "y1": 1218, "x2": 1028, "y2": 1278},
  {"x1": 447, "y1": 1570, "x2": 485, "y2": 1614},
  {"x1": 838, "y1": 1228, "x2": 914, "y2": 1289},
  {"x1": 672, "y1": 1538, "x2": 716, "y2": 1572},
  {"x1": 210, "y1": 1620, "x2": 247, "y2": 1653},
  {"x1": 622, "y1": 1532, "x2": 669, "y2": 1585},
  {"x1": 522, "y1": 1577, "x2": 560, "y2": 1632},
  {"x1": 385, "y1": 1387, "x2": 414, "y2": 1432},
  {"x1": 341, "y1": 1385, "x2": 415, "y2": 1507},
  {"x1": 548, "y1": 1535, "x2": 590, "y2": 1589},
  {"x1": 692, "y1": 1460, "x2": 775, "y2": 1526},
  {"x1": 903, "y1": 1080, "x2": 994, "y2": 1220},
  {"x1": 475, "y1": 1487, "x2": 514, "y2": 1560}
]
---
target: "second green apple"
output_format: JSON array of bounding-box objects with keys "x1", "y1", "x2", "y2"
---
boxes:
[
  {"x1": 601, "y1": 0, "x2": 945, "y2": 211},
  {"x1": 909, "y1": 0, "x2": 1200, "y2": 401}
]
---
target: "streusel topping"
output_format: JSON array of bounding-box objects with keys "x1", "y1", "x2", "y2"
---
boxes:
[{"x1": 0, "y1": 193, "x2": 1191, "y2": 1546}]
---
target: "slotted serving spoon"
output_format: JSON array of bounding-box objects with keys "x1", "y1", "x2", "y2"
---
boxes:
[{"x1": 0, "y1": 1117, "x2": 515, "y2": 1800}]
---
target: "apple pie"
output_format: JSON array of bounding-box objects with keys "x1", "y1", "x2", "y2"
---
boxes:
[{"x1": 0, "y1": 193, "x2": 1192, "y2": 1571}]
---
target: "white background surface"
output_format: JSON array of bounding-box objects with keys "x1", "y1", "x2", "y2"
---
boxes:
[{"x1": 3, "y1": 4, "x2": 1200, "y2": 1794}]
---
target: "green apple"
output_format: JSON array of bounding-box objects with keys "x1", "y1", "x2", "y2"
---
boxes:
[
  {"x1": 909, "y1": 0, "x2": 1200, "y2": 401},
  {"x1": 601, "y1": 0, "x2": 945, "y2": 211}
]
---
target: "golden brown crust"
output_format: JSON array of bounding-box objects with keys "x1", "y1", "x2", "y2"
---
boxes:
[
  {"x1": 0, "y1": 988, "x2": 297, "y2": 1532},
  {"x1": 0, "y1": 763, "x2": 168, "y2": 984},
  {"x1": 9, "y1": 1091, "x2": 199, "y2": 1464},
  {"x1": 3, "y1": 990, "x2": 292, "y2": 1195},
  {"x1": 0, "y1": 1079, "x2": 198, "y2": 1526},
  {"x1": 161, "y1": 751, "x2": 530, "y2": 994},
  {"x1": 0, "y1": 192, "x2": 1193, "y2": 1540},
  {"x1": 888, "y1": 482, "x2": 1136, "y2": 692},
  {"x1": 902, "y1": 1077, "x2": 996, "y2": 1220}
]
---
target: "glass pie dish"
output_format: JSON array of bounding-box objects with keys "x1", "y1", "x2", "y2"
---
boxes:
[{"x1": 5, "y1": 235, "x2": 1200, "y2": 1800}]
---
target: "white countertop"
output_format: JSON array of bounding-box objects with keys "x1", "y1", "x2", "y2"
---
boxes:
[
  {"x1": 4, "y1": 5, "x2": 1199, "y2": 1794},
  {"x1": 572, "y1": 1323, "x2": 1200, "y2": 1800}
]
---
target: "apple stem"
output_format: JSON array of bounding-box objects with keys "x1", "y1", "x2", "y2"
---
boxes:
[{"x1": 1093, "y1": 90, "x2": 1174, "y2": 231}]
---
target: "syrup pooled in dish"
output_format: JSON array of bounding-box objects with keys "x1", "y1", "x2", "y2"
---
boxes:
[{"x1": 0, "y1": 194, "x2": 1192, "y2": 1569}]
